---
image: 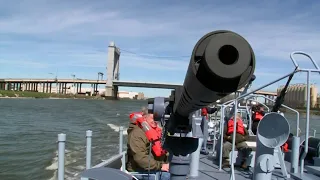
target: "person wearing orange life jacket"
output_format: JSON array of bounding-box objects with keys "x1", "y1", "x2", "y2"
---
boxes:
[
  {"x1": 251, "y1": 104, "x2": 265, "y2": 135},
  {"x1": 281, "y1": 133, "x2": 293, "y2": 153},
  {"x1": 128, "y1": 111, "x2": 167, "y2": 157},
  {"x1": 201, "y1": 107, "x2": 218, "y2": 119},
  {"x1": 222, "y1": 113, "x2": 252, "y2": 169},
  {"x1": 126, "y1": 110, "x2": 170, "y2": 180},
  {"x1": 135, "y1": 115, "x2": 167, "y2": 157}
]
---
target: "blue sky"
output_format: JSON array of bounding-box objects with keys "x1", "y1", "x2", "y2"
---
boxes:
[{"x1": 1, "y1": 0, "x2": 320, "y2": 97}]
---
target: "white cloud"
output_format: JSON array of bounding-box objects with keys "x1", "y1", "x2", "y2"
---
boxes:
[
  {"x1": 120, "y1": 55, "x2": 188, "y2": 71},
  {"x1": 1, "y1": 1, "x2": 320, "y2": 90}
]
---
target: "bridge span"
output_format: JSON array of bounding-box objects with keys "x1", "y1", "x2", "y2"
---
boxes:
[
  {"x1": 1, "y1": 42, "x2": 277, "y2": 99},
  {"x1": 1, "y1": 78, "x2": 277, "y2": 98}
]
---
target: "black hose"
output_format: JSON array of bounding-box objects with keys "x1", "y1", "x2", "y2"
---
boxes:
[{"x1": 271, "y1": 67, "x2": 298, "y2": 112}]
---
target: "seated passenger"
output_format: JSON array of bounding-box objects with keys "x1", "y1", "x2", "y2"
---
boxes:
[
  {"x1": 281, "y1": 133, "x2": 293, "y2": 153},
  {"x1": 127, "y1": 112, "x2": 170, "y2": 180},
  {"x1": 251, "y1": 104, "x2": 265, "y2": 135},
  {"x1": 222, "y1": 113, "x2": 252, "y2": 169}
]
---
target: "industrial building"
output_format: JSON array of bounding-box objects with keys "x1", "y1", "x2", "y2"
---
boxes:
[
  {"x1": 117, "y1": 91, "x2": 145, "y2": 99},
  {"x1": 277, "y1": 83, "x2": 318, "y2": 108}
]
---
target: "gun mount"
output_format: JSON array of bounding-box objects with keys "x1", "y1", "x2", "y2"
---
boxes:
[{"x1": 147, "y1": 30, "x2": 256, "y2": 180}]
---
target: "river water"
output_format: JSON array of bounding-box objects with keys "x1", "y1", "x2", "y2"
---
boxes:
[{"x1": 0, "y1": 99, "x2": 320, "y2": 180}]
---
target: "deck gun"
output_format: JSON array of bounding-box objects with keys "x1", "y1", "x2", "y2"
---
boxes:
[{"x1": 148, "y1": 30, "x2": 256, "y2": 180}]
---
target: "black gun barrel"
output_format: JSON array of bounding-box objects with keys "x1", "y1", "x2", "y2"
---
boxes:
[{"x1": 173, "y1": 30, "x2": 256, "y2": 117}]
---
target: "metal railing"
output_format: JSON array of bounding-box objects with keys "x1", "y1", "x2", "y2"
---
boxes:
[
  {"x1": 219, "y1": 51, "x2": 320, "y2": 178},
  {"x1": 208, "y1": 51, "x2": 320, "y2": 179},
  {"x1": 57, "y1": 127, "x2": 125, "y2": 180}
]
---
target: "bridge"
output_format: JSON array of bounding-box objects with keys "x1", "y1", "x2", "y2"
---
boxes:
[
  {"x1": 0, "y1": 41, "x2": 277, "y2": 99},
  {"x1": 0, "y1": 78, "x2": 276, "y2": 97}
]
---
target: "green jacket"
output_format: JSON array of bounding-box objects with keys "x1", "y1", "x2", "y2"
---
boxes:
[{"x1": 126, "y1": 123, "x2": 167, "y2": 172}]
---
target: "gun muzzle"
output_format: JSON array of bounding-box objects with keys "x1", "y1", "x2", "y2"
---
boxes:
[{"x1": 174, "y1": 30, "x2": 256, "y2": 117}]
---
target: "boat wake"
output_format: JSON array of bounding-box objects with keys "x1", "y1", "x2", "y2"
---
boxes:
[
  {"x1": 46, "y1": 148, "x2": 86, "y2": 180},
  {"x1": 45, "y1": 123, "x2": 127, "y2": 180},
  {"x1": 107, "y1": 123, "x2": 128, "y2": 135}
]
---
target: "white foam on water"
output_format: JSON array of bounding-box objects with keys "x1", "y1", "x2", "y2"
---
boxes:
[
  {"x1": 46, "y1": 123, "x2": 128, "y2": 180},
  {"x1": 46, "y1": 148, "x2": 83, "y2": 180},
  {"x1": 107, "y1": 123, "x2": 128, "y2": 135}
]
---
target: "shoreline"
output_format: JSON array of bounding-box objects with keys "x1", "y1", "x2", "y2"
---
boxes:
[
  {"x1": 0, "y1": 90, "x2": 145, "y2": 100},
  {"x1": 0, "y1": 96, "x2": 100, "y2": 100}
]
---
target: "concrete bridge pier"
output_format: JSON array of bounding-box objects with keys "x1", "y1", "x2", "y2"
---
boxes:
[
  {"x1": 105, "y1": 41, "x2": 120, "y2": 99},
  {"x1": 79, "y1": 83, "x2": 82, "y2": 93},
  {"x1": 76, "y1": 83, "x2": 80, "y2": 94},
  {"x1": 16, "y1": 83, "x2": 22, "y2": 91},
  {"x1": 92, "y1": 84, "x2": 99, "y2": 95},
  {"x1": 60, "y1": 83, "x2": 64, "y2": 94},
  {"x1": 0, "y1": 82, "x2": 5, "y2": 90},
  {"x1": 58, "y1": 83, "x2": 62, "y2": 94},
  {"x1": 64, "y1": 83, "x2": 67, "y2": 94},
  {"x1": 49, "y1": 83, "x2": 52, "y2": 93},
  {"x1": 60, "y1": 83, "x2": 66, "y2": 94}
]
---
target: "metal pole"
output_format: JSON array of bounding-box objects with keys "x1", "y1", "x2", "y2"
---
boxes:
[
  {"x1": 58, "y1": 133, "x2": 66, "y2": 180},
  {"x1": 119, "y1": 126, "x2": 123, "y2": 154},
  {"x1": 218, "y1": 105, "x2": 225, "y2": 170},
  {"x1": 121, "y1": 151, "x2": 126, "y2": 171},
  {"x1": 300, "y1": 70, "x2": 311, "y2": 173},
  {"x1": 190, "y1": 138, "x2": 203, "y2": 178},
  {"x1": 86, "y1": 130, "x2": 92, "y2": 169},
  {"x1": 212, "y1": 114, "x2": 217, "y2": 156},
  {"x1": 291, "y1": 136, "x2": 300, "y2": 173},
  {"x1": 229, "y1": 99, "x2": 238, "y2": 180}
]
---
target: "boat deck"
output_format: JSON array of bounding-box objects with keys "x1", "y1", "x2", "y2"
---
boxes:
[
  {"x1": 195, "y1": 154, "x2": 288, "y2": 180},
  {"x1": 80, "y1": 150, "x2": 320, "y2": 180}
]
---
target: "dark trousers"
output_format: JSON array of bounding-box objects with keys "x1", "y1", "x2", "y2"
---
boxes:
[
  {"x1": 252, "y1": 121, "x2": 259, "y2": 135},
  {"x1": 223, "y1": 141, "x2": 251, "y2": 160}
]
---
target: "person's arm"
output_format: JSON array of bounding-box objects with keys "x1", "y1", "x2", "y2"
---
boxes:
[
  {"x1": 243, "y1": 128, "x2": 249, "y2": 141},
  {"x1": 260, "y1": 111, "x2": 266, "y2": 116},
  {"x1": 129, "y1": 131, "x2": 162, "y2": 171},
  {"x1": 207, "y1": 107, "x2": 218, "y2": 114},
  {"x1": 223, "y1": 125, "x2": 230, "y2": 141}
]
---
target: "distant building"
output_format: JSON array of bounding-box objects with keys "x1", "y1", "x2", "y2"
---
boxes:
[
  {"x1": 136, "y1": 92, "x2": 145, "y2": 100},
  {"x1": 118, "y1": 91, "x2": 141, "y2": 99},
  {"x1": 277, "y1": 83, "x2": 318, "y2": 108}
]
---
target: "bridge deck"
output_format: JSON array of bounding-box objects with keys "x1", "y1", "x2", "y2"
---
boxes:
[{"x1": 0, "y1": 79, "x2": 276, "y2": 95}]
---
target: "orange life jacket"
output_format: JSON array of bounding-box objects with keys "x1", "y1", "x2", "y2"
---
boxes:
[
  {"x1": 281, "y1": 142, "x2": 289, "y2": 153},
  {"x1": 129, "y1": 112, "x2": 143, "y2": 124},
  {"x1": 254, "y1": 112, "x2": 263, "y2": 121},
  {"x1": 227, "y1": 118, "x2": 245, "y2": 135},
  {"x1": 134, "y1": 116, "x2": 167, "y2": 157}
]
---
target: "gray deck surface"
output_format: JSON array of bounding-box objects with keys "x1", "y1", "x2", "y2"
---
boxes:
[{"x1": 195, "y1": 154, "x2": 291, "y2": 180}]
